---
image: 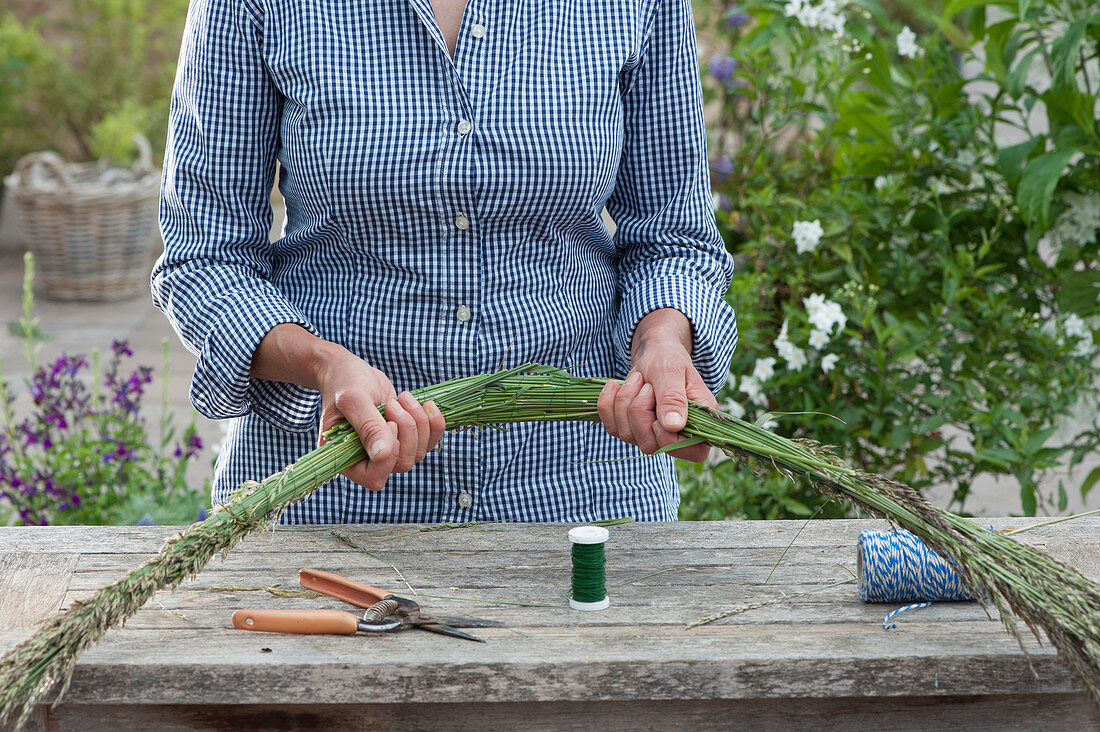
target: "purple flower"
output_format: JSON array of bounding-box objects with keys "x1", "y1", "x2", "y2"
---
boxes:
[
  {"x1": 173, "y1": 431, "x2": 204, "y2": 460},
  {"x1": 112, "y1": 339, "x2": 134, "y2": 358},
  {"x1": 102, "y1": 441, "x2": 135, "y2": 463},
  {"x1": 711, "y1": 155, "x2": 736, "y2": 183},
  {"x1": 195, "y1": 506, "x2": 208, "y2": 522},
  {"x1": 71, "y1": 493, "x2": 82, "y2": 507},
  {"x1": 724, "y1": 5, "x2": 750, "y2": 28},
  {"x1": 709, "y1": 55, "x2": 740, "y2": 88}
]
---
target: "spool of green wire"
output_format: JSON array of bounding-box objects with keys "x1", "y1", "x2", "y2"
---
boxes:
[{"x1": 569, "y1": 526, "x2": 610, "y2": 611}]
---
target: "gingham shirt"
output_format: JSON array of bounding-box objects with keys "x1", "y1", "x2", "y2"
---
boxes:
[{"x1": 153, "y1": 0, "x2": 737, "y2": 523}]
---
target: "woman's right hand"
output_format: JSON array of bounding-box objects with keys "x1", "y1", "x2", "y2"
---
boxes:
[
  {"x1": 314, "y1": 351, "x2": 446, "y2": 490},
  {"x1": 252, "y1": 324, "x2": 446, "y2": 491}
]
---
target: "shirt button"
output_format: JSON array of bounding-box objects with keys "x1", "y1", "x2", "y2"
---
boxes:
[
  {"x1": 471, "y1": 24, "x2": 486, "y2": 39},
  {"x1": 455, "y1": 305, "x2": 471, "y2": 322},
  {"x1": 454, "y1": 213, "x2": 470, "y2": 230},
  {"x1": 458, "y1": 491, "x2": 473, "y2": 508},
  {"x1": 456, "y1": 119, "x2": 472, "y2": 136}
]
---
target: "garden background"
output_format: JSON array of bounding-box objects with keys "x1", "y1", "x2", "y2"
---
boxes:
[{"x1": 0, "y1": 0, "x2": 1097, "y2": 526}]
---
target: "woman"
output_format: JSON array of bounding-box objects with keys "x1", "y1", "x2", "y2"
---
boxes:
[{"x1": 153, "y1": 0, "x2": 737, "y2": 523}]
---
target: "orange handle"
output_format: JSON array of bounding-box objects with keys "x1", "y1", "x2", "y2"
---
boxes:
[
  {"x1": 299, "y1": 568, "x2": 392, "y2": 609},
  {"x1": 232, "y1": 608, "x2": 359, "y2": 634}
]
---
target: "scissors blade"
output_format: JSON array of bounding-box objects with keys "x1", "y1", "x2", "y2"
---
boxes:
[
  {"x1": 415, "y1": 621, "x2": 486, "y2": 643},
  {"x1": 432, "y1": 616, "x2": 505, "y2": 629}
]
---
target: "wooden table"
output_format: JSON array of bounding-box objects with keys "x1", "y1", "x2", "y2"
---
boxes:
[{"x1": 2, "y1": 518, "x2": 1098, "y2": 730}]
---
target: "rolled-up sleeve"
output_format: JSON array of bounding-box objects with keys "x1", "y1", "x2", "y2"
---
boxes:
[
  {"x1": 152, "y1": 0, "x2": 319, "y2": 431},
  {"x1": 606, "y1": 0, "x2": 738, "y2": 393}
]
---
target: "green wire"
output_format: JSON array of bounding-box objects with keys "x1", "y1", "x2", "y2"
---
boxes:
[{"x1": 571, "y1": 541, "x2": 608, "y2": 604}]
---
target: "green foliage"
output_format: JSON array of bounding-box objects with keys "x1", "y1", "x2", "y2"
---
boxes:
[
  {"x1": 0, "y1": 255, "x2": 210, "y2": 526},
  {"x1": 0, "y1": 0, "x2": 188, "y2": 180},
  {"x1": 0, "y1": 13, "x2": 68, "y2": 182},
  {"x1": 681, "y1": 0, "x2": 1100, "y2": 519}
]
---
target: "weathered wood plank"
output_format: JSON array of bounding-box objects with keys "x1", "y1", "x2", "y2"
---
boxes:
[
  {"x1": 2, "y1": 619, "x2": 1077, "y2": 707},
  {"x1": 39, "y1": 695, "x2": 1100, "y2": 732},
  {"x1": 0, "y1": 552, "x2": 77, "y2": 630},
  {"x1": 2, "y1": 518, "x2": 1097, "y2": 725},
  {"x1": 55, "y1": 585, "x2": 999, "y2": 632},
  {"x1": 4, "y1": 516, "x2": 1095, "y2": 554}
]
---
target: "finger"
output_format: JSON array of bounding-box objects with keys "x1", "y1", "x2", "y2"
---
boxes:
[
  {"x1": 685, "y1": 368, "x2": 719, "y2": 410},
  {"x1": 613, "y1": 371, "x2": 644, "y2": 444},
  {"x1": 649, "y1": 364, "x2": 689, "y2": 433},
  {"x1": 424, "y1": 401, "x2": 447, "y2": 452},
  {"x1": 318, "y1": 403, "x2": 344, "y2": 446},
  {"x1": 358, "y1": 422, "x2": 400, "y2": 490},
  {"x1": 341, "y1": 396, "x2": 393, "y2": 464},
  {"x1": 626, "y1": 382, "x2": 660, "y2": 455},
  {"x1": 597, "y1": 380, "x2": 620, "y2": 437},
  {"x1": 385, "y1": 398, "x2": 419, "y2": 473},
  {"x1": 397, "y1": 391, "x2": 431, "y2": 463},
  {"x1": 652, "y1": 422, "x2": 710, "y2": 463}
]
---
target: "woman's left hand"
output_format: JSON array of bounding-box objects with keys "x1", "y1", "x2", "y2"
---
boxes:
[{"x1": 597, "y1": 308, "x2": 715, "y2": 462}]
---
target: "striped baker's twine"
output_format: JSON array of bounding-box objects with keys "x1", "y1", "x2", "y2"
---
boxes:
[{"x1": 857, "y1": 529, "x2": 976, "y2": 629}]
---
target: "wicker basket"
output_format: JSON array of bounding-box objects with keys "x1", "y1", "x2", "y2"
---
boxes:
[{"x1": 3, "y1": 135, "x2": 161, "y2": 302}]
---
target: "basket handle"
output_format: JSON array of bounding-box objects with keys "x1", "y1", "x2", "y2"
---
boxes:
[
  {"x1": 13, "y1": 151, "x2": 74, "y2": 191},
  {"x1": 132, "y1": 133, "x2": 155, "y2": 175}
]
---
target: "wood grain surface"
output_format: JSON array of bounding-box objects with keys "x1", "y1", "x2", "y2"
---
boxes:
[{"x1": 2, "y1": 518, "x2": 1098, "y2": 730}]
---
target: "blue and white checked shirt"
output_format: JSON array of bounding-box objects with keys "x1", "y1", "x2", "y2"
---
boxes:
[{"x1": 153, "y1": 0, "x2": 737, "y2": 523}]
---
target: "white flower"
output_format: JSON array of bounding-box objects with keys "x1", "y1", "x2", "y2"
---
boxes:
[
  {"x1": 874, "y1": 175, "x2": 893, "y2": 190},
  {"x1": 804, "y1": 293, "x2": 847, "y2": 335},
  {"x1": 1065, "y1": 313, "x2": 1089, "y2": 340},
  {"x1": 783, "y1": 0, "x2": 803, "y2": 18},
  {"x1": 772, "y1": 320, "x2": 807, "y2": 371},
  {"x1": 821, "y1": 353, "x2": 840, "y2": 374},
  {"x1": 808, "y1": 328, "x2": 830, "y2": 349},
  {"x1": 792, "y1": 219, "x2": 824, "y2": 253},
  {"x1": 738, "y1": 375, "x2": 768, "y2": 406},
  {"x1": 723, "y1": 398, "x2": 746, "y2": 420},
  {"x1": 897, "y1": 27, "x2": 919, "y2": 58},
  {"x1": 760, "y1": 416, "x2": 779, "y2": 431},
  {"x1": 1073, "y1": 338, "x2": 1095, "y2": 358},
  {"x1": 1053, "y1": 193, "x2": 1100, "y2": 249},
  {"x1": 752, "y1": 357, "x2": 777, "y2": 382},
  {"x1": 784, "y1": 345, "x2": 808, "y2": 372},
  {"x1": 785, "y1": 0, "x2": 848, "y2": 36},
  {"x1": 775, "y1": 332, "x2": 797, "y2": 361}
]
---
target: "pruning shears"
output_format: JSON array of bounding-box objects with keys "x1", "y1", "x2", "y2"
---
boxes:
[{"x1": 231, "y1": 568, "x2": 497, "y2": 642}]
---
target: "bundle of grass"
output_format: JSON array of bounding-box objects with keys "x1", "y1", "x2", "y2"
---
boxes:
[{"x1": 2, "y1": 364, "x2": 1099, "y2": 729}]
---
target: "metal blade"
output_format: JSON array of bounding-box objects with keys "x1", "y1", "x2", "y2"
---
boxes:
[
  {"x1": 415, "y1": 622, "x2": 486, "y2": 642},
  {"x1": 432, "y1": 616, "x2": 505, "y2": 629}
]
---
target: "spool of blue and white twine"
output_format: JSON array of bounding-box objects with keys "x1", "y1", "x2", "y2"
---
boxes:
[{"x1": 857, "y1": 528, "x2": 976, "y2": 629}]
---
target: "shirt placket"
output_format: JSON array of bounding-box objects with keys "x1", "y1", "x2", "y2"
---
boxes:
[{"x1": 417, "y1": 0, "x2": 492, "y2": 520}]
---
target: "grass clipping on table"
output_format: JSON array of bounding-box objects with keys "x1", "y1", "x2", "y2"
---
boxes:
[{"x1": 2, "y1": 364, "x2": 1100, "y2": 727}]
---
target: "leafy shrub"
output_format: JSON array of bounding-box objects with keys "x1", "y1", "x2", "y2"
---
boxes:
[
  {"x1": 681, "y1": 0, "x2": 1100, "y2": 519},
  {"x1": 0, "y1": 255, "x2": 210, "y2": 525},
  {"x1": 0, "y1": 0, "x2": 188, "y2": 181}
]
